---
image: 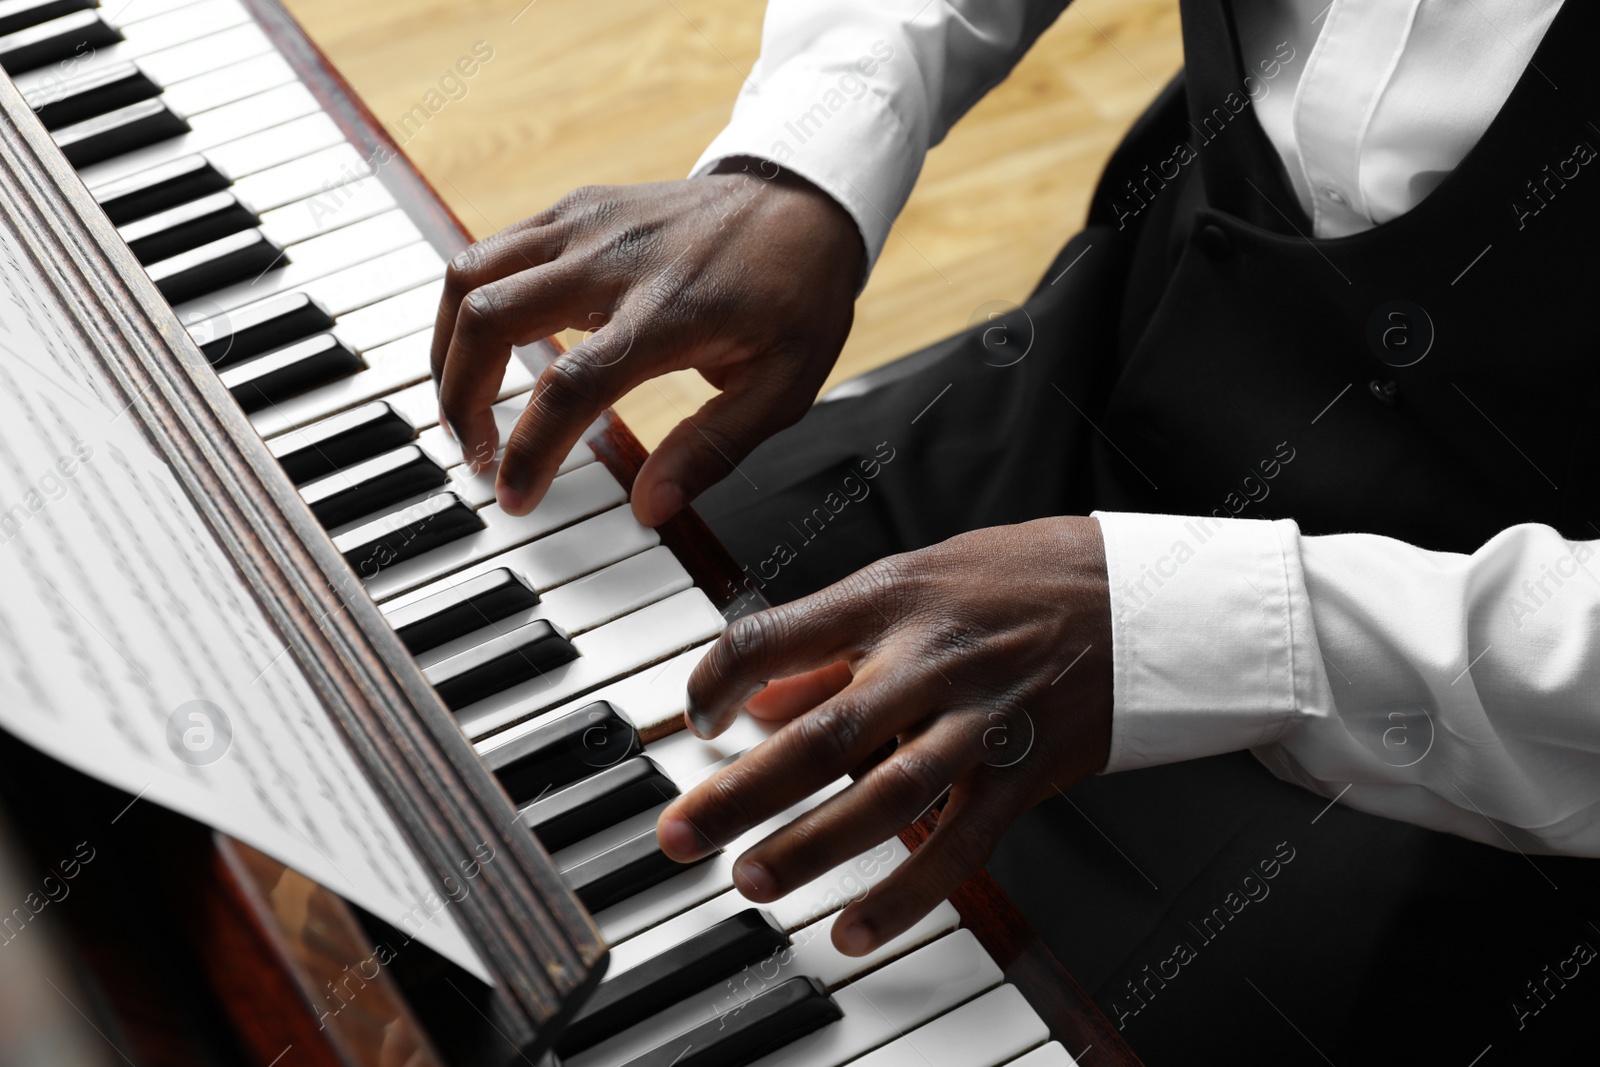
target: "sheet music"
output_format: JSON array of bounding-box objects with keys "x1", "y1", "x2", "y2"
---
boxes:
[{"x1": 0, "y1": 224, "x2": 491, "y2": 983}]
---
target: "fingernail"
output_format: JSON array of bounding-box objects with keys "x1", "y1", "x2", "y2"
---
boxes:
[
  {"x1": 657, "y1": 814, "x2": 708, "y2": 861},
  {"x1": 733, "y1": 860, "x2": 777, "y2": 900},
  {"x1": 438, "y1": 405, "x2": 455, "y2": 441},
  {"x1": 686, "y1": 701, "x2": 718, "y2": 739},
  {"x1": 496, "y1": 483, "x2": 524, "y2": 514},
  {"x1": 835, "y1": 918, "x2": 874, "y2": 956},
  {"x1": 649, "y1": 481, "x2": 684, "y2": 526}
]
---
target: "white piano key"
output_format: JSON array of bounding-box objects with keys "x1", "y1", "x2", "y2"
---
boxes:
[
  {"x1": 137, "y1": 20, "x2": 275, "y2": 87},
  {"x1": 381, "y1": 503, "x2": 656, "y2": 607},
  {"x1": 358, "y1": 463, "x2": 631, "y2": 602},
  {"x1": 636, "y1": 713, "x2": 775, "y2": 786},
  {"x1": 589, "y1": 776, "x2": 848, "y2": 944},
  {"x1": 11, "y1": 0, "x2": 252, "y2": 96},
  {"x1": 380, "y1": 366, "x2": 536, "y2": 442},
  {"x1": 845, "y1": 986, "x2": 1051, "y2": 1067},
  {"x1": 77, "y1": 81, "x2": 320, "y2": 189},
  {"x1": 408, "y1": 547, "x2": 688, "y2": 672},
  {"x1": 518, "y1": 640, "x2": 714, "y2": 742},
  {"x1": 108, "y1": 0, "x2": 221, "y2": 25},
  {"x1": 248, "y1": 331, "x2": 428, "y2": 438},
  {"x1": 605, "y1": 890, "x2": 778, "y2": 978},
  {"x1": 607, "y1": 837, "x2": 912, "y2": 973},
  {"x1": 1006, "y1": 1043, "x2": 1079, "y2": 1067},
  {"x1": 550, "y1": 799, "x2": 671, "y2": 874},
  {"x1": 257, "y1": 177, "x2": 397, "y2": 247},
  {"x1": 231, "y1": 142, "x2": 370, "y2": 214},
  {"x1": 253, "y1": 333, "x2": 527, "y2": 444},
  {"x1": 594, "y1": 851, "x2": 736, "y2": 945},
  {"x1": 161, "y1": 50, "x2": 295, "y2": 118},
  {"x1": 413, "y1": 392, "x2": 532, "y2": 469},
  {"x1": 212, "y1": 207, "x2": 422, "y2": 308},
  {"x1": 441, "y1": 436, "x2": 598, "y2": 503},
  {"x1": 302, "y1": 242, "x2": 446, "y2": 317},
  {"x1": 750, "y1": 931, "x2": 1004, "y2": 1067},
  {"x1": 136, "y1": 21, "x2": 268, "y2": 86},
  {"x1": 569, "y1": 903, "x2": 960, "y2": 1067},
  {"x1": 455, "y1": 587, "x2": 724, "y2": 738},
  {"x1": 536, "y1": 546, "x2": 690, "y2": 636},
  {"x1": 441, "y1": 461, "x2": 495, "y2": 507},
  {"x1": 171, "y1": 213, "x2": 425, "y2": 317},
  {"x1": 413, "y1": 396, "x2": 594, "y2": 478},
  {"x1": 210, "y1": 110, "x2": 346, "y2": 180},
  {"x1": 333, "y1": 281, "x2": 440, "y2": 353},
  {"x1": 117, "y1": 0, "x2": 250, "y2": 48}
]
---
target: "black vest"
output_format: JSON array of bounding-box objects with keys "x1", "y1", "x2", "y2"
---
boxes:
[{"x1": 1086, "y1": 0, "x2": 1598, "y2": 553}]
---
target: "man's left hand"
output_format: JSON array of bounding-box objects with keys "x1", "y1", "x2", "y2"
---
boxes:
[{"x1": 656, "y1": 517, "x2": 1114, "y2": 956}]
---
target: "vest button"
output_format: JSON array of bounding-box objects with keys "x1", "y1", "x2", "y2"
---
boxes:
[
  {"x1": 1369, "y1": 379, "x2": 1400, "y2": 407},
  {"x1": 1196, "y1": 224, "x2": 1233, "y2": 259}
]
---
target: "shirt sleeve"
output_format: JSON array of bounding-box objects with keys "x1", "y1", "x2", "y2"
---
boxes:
[
  {"x1": 1093, "y1": 510, "x2": 1600, "y2": 858},
  {"x1": 690, "y1": 0, "x2": 1071, "y2": 274}
]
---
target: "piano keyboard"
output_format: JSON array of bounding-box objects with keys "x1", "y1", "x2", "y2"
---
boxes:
[{"x1": 8, "y1": 1, "x2": 1082, "y2": 1064}]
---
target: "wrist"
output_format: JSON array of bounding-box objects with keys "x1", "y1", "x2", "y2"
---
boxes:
[{"x1": 704, "y1": 156, "x2": 866, "y2": 290}]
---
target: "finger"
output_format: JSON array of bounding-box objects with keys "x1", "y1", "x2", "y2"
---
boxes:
[
  {"x1": 437, "y1": 265, "x2": 607, "y2": 472},
  {"x1": 658, "y1": 663, "x2": 936, "y2": 863},
  {"x1": 630, "y1": 360, "x2": 811, "y2": 526},
  {"x1": 432, "y1": 220, "x2": 566, "y2": 384},
  {"x1": 746, "y1": 661, "x2": 853, "y2": 721},
  {"x1": 730, "y1": 714, "x2": 989, "y2": 903},
  {"x1": 686, "y1": 578, "x2": 891, "y2": 738},
  {"x1": 832, "y1": 774, "x2": 1025, "y2": 955},
  {"x1": 494, "y1": 316, "x2": 651, "y2": 514}
]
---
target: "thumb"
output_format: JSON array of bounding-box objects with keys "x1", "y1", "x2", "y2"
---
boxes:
[{"x1": 631, "y1": 360, "x2": 811, "y2": 526}]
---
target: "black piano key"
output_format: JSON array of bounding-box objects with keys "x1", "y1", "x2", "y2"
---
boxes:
[
  {"x1": 29, "y1": 61, "x2": 159, "y2": 129},
  {"x1": 559, "y1": 909, "x2": 789, "y2": 1056},
  {"x1": 219, "y1": 334, "x2": 363, "y2": 413},
  {"x1": 386, "y1": 567, "x2": 541, "y2": 655},
  {"x1": 299, "y1": 444, "x2": 447, "y2": 530},
  {"x1": 0, "y1": 9, "x2": 119, "y2": 74},
  {"x1": 423, "y1": 618, "x2": 577, "y2": 710},
  {"x1": 334, "y1": 491, "x2": 484, "y2": 577},
  {"x1": 148, "y1": 228, "x2": 284, "y2": 306},
  {"x1": 191, "y1": 291, "x2": 336, "y2": 369},
  {"x1": 0, "y1": 0, "x2": 92, "y2": 39},
  {"x1": 521, "y1": 755, "x2": 678, "y2": 854},
  {"x1": 123, "y1": 190, "x2": 259, "y2": 266},
  {"x1": 562, "y1": 826, "x2": 714, "y2": 914},
  {"x1": 96, "y1": 154, "x2": 231, "y2": 225},
  {"x1": 620, "y1": 977, "x2": 839, "y2": 1067},
  {"x1": 54, "y1": 96, "x2": 187, "y2": 168},
  {"x1": 268, "y1": 400, "x2": 417, "y2": 485},
  {"x1": 482, "y1": 699, "x2": 641, "y2": 806}
]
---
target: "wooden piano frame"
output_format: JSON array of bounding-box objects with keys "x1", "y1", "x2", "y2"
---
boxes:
[{"x1": 0, "y1": 2, "x2": 1142, "y2": 1064}]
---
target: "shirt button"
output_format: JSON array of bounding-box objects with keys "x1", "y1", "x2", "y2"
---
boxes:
[
  {"x1": 1195, "y1": 224, "x2": 1233, "y2": 259},
  {"x1": 1321, "y1": 186, "x2": 1348, "y2": 205}
]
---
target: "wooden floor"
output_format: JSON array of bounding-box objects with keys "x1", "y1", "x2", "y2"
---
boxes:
[{"x1": 281, "y1": 0, "x2": 1183, "y2": 448}]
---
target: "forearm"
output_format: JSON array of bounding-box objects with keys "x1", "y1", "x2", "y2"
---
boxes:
[
  {"x1": 691, "y1": 0, "x2": 1072, "y2": 271},
  {"x1": 1095, "y1": 511, "x2": 1600, "y2": 856}
]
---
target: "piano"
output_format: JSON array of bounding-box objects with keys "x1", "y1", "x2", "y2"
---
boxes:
[{"x1": 0, "y1": 1, "x2": 1143, "y2": 1065}]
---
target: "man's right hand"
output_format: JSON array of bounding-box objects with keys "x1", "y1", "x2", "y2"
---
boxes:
[{"x1": 430, "y1": 159, "x2": 865, "y2": 525}]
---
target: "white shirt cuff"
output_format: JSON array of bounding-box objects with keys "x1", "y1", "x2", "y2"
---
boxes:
[
  {"x1": 689, "y1": 61, "x2": 921, "y2": 275},
  {"x1": 1092, "y1": 511, "x2": 1323, "y2": 773}
]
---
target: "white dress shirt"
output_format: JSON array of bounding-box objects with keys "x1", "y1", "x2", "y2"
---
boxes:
[{"x1": 691, "y1": 0, "x2": 1600, "y2": 858}]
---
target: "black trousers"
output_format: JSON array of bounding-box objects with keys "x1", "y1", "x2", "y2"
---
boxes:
[{"x1": 695, "y1": 236, "x2": 1600, "y2": 1065}]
